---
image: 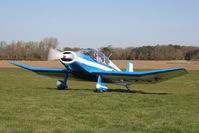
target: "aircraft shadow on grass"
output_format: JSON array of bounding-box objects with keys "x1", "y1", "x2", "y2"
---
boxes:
[
  {"x1": 107, "y1": 89, "x2": 169, "y2": 95},
  {"x1": 47, "y1": 88, "x2": 169, "y2": 95}
]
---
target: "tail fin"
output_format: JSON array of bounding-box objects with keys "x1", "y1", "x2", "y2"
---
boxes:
[{"x1": 126, "y1": 61, "x2": 133, "y2": 72}]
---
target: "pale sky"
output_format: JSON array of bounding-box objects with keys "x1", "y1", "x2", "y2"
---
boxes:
[{"x1": 0, "y1": 0, "x2": 199, "y2": 48}]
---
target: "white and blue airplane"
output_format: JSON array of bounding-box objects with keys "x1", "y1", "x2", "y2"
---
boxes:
[{"x1": 9, "y1": 48, "x2": 187, "y2": 92}]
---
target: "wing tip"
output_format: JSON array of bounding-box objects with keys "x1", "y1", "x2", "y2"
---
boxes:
[{"x1": 8, "y1": 62, "x2": 34, "y2": 70}]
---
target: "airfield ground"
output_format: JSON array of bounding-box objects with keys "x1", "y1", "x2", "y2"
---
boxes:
[{"x1": 0, "y1": 60, "x2": 199, "y2": 132}]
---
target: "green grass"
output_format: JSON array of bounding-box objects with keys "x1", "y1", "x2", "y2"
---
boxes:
[{"x1": 0, "y1": 68, "x2": 199, "y2": 133}]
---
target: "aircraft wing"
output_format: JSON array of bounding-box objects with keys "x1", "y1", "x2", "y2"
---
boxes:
[
  {"x1": 9, "y1": 62, "x2": 67, "y2": 78},
  {"x1": 91, "y1": 68, "x2": 188, "y2": 84}
]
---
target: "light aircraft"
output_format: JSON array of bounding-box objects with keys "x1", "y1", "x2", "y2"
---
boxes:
[{"x1": 9, "y1": 48, "x2": 187, "y2": 92}]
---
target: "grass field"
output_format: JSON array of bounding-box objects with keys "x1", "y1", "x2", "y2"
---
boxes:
[{"x1": 0, "y1": 68, "x2": 199, "y2": 133}]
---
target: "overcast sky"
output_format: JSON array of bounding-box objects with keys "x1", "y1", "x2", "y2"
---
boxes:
[{"x1": 0, "y1": 0, "x2": 199, "y2": 48}]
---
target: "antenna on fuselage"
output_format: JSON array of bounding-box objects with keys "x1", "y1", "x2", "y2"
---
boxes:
[
  {"x1": 100, "y1": 47, "x2": 112, "y2": 58},
  {"x1": 108, "y1": 51, "x2": 112, "y2": 58}
]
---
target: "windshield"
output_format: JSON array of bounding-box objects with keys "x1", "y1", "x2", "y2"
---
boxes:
[{"x1": 80, "y1": 48, "x2": 110, "y2": 65}]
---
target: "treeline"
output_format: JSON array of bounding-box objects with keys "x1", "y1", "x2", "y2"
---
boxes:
[
  {"x1": 0, "y1": 37, "x2": 58, "y2": 60},
  {"x1": 99, "y1": 45, "x2": 199, "y2": 60},
  {"x1": 0, "y1": 38, "x2": 199, "y2": 60}
]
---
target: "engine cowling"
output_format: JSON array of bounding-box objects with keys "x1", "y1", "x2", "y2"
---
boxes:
[{"x1": 60, "y1": 51, "x2": 76, "y2": 64}]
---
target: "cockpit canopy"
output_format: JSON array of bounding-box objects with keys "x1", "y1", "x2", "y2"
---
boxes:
[{"x1": 80, "y1": 48, "x2": 110, "y2": 65}]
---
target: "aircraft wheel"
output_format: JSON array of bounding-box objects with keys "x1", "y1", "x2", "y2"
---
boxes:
[
  {"x1": 57, "y1": 80, "x2": 67, "y2": 90},
  {"x1": 95, "y1": 89, "x2": 104, "y2": 93},
  {"x1": 57, "y1": 85, "x2": 65, "y2": 90}
]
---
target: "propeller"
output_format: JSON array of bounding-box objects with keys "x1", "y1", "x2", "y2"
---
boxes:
[{"x1": 48, "y1": 48, "x2": 63, "y2": 61}]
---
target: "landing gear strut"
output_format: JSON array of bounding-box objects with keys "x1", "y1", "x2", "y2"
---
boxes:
[
  {"x1": 57, "y1": 71, "x2": 68, "y2": 90},
  {"x1": 125, "y1": 84, "x2": 131, "y2": 92},
  {"x1": 96, "y1": 75, "x2": 107, "y2": 92},
  {"x1": 114, "y1": 83, "x2": 132, "y2": 92}
]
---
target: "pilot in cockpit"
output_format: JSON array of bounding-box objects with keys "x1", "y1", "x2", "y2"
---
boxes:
[
  {"x1": 80, "y1": 48, "x2": 109, "y2": 65},
  {"x1": 92, "y1": 51, "x2": 97, "y2": 61}
]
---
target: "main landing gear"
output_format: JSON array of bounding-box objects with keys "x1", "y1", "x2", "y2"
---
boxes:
[
  {"x1": 95, "y1": 75, "x2": 132, "y2": 93},
  {"x1": 125, "y1": 84, "x2": 131, "y2": 92},
  {"x1": 57, "y1": 71, "x2": 68, "y2": 90},
  {"x1": 96, "y1": 75, "x2": 107, "y2": 92}
]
